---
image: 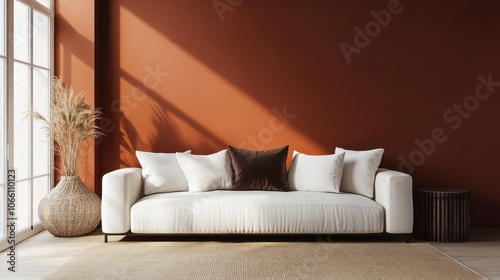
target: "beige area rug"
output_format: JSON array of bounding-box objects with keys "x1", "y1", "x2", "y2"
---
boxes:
[{"x1": 43, "y1": 241, "x2": 485, "y2": 280}]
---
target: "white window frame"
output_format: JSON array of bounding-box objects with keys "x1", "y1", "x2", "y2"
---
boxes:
[{"x1": 0, "y1": 0, "x2": 54, "y2": 252}]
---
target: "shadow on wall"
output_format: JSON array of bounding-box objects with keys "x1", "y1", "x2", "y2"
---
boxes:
[
  {"x1": 56, "y1": 14, "x2": 94, "y2": 81},
  {"x1": 110, "y1": 0, "x2": 500, "y2": 165},
  {"x1": 114, "y1": 69, "x2": 229, "y2": 168},
  {"x1": 99, "y1": 0, "x2": 395, "y2": 171}
]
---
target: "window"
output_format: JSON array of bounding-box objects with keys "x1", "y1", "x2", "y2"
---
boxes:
[{"x1": 0, "y1": 0, "x2": 53, "y2": 251}]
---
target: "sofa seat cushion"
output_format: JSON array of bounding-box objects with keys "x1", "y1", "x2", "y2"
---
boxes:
[{"x1": 131, "y1": 191, "x2": 384, "y2": 234}]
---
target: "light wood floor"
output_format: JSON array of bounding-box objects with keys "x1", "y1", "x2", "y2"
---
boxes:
[
  {"x1": 0, "y1": 229, "x2": 499, "y2": 280},
  {"x1": 433, "y1": 229, "x2": 500, "y2": 280}
]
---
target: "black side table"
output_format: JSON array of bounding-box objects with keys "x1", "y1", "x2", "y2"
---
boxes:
[{"x1": 413, "y1": 187, "x2": 470, "y2": 242}]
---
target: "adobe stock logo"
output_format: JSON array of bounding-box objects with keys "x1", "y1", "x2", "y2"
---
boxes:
[
  {"x1": 238, "y1": 106, "x2": 297, "y2": 149},
  {"x1": 398, "y1": 74, "x2": 500, "y2": 174},
  {"x1": 213, "y1": 0, "x2": 243, "y2": 22},
  {"x1": 339, "y1": 0, "x2": 409, "y2": 64}
]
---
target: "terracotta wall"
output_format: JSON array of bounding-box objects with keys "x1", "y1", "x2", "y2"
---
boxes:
[
  {"x1": 55, "y1": 0, "x2": 96, "y2": 190},
  {"x1": 56, "y1": 0, "x2": 500, "y2": 227}
]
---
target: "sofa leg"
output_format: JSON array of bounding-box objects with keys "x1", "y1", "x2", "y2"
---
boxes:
[
  {"x1": 406, "y1": 234, "x2": 412, "y2": 244},
  {"x1": 104, "y1": 234, "x2": 108, "y2": 243}
]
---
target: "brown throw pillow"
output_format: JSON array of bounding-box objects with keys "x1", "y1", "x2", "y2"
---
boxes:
[{"x1": 228, "y1": 145, "x2": 289, "y2": 191}]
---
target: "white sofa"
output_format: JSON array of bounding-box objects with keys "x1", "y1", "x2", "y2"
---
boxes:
[{"x1": 101, "y1": 167, "x2": 413, "y2": 242}]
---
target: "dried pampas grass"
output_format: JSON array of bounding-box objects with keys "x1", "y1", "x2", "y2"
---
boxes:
[{"x1": 33, "y1": 76, "x2": 104, "y2": 176}]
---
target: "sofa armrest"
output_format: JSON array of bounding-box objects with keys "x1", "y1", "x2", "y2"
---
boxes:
[
  {"x1": 374, "y1": 168, "x2": 413, "y2": 234},
  {"x1": 102, "y1": 168, "x2": 143, "y2": 234}
]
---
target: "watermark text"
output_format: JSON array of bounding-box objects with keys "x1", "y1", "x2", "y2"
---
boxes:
[
  {"x1": 213, "y1": 0, "x2": 244, "y2": 22},
  {"x1": 339, "y1": 0, "x2": 407, "y2": 64},
  {"x1": 398, "y1": 74, "x2": 499, "y2": 174},
  {"x1": 238, "y1": 106, "x2": 297, "y2": 149},
  {"x1": 6, "y1": 169, "x2": 16, "y2": 272}
]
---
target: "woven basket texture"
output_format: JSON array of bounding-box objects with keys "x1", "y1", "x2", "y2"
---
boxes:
[{"x1": 38, "y1": 176, "x2": 101, "y2": 237}]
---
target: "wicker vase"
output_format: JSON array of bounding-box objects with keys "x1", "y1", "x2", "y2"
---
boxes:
[{"x1": 38, "y1": 176, "x2": 101, "y2": 237}]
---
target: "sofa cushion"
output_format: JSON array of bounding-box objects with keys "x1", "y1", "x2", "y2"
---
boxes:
[
  {"x1": 335, "y1": 147, "x2": 384, "y2": 198},
  {"x1": 176, "y1": 149, "x2": 233, "y2": 192},
  {"x1": 288, "y1": 151, "x2": 345, "y2": 193},
  {"x1": 130, "y1": 191, "x2": 384, "y2": 234},
  {"x1": 228, "y1": 145, "x2": 289, "y2": 191},
  {"x1": 136, "y1": 150, "x2": 190, "y2": 195}
]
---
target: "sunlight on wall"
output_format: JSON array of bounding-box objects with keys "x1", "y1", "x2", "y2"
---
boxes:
[{"x1": 117, "y1": 5, "x2": 325, "y2": 156}]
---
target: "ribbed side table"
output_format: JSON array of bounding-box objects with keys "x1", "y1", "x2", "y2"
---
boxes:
[{"x1": 413, "y1": 187, "x2": 470, "y2": 242}]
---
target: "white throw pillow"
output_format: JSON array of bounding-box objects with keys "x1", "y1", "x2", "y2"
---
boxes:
[
  {"x1": 176, "y1": 149, "x2": 233, "y2": 192},
  {"x1": 334, "y1": 147, "x2": 384, "y2": 198},
  {"x1": 288, "y1": 151, "x2": 345, "y2": 193},
  {"x1": 136, "y1": 150, "x2": 191, "y2": 195}
]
